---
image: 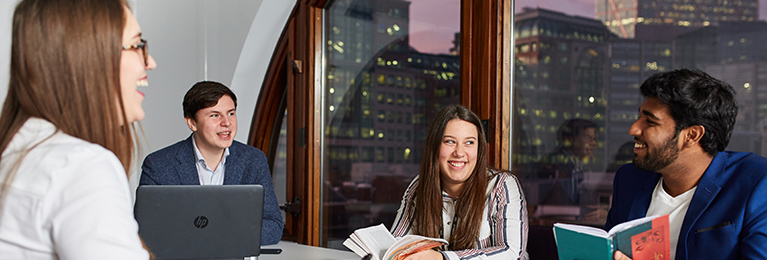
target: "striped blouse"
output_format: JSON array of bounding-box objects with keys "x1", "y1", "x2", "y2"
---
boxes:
[{"x1": 390, "y1": 170, "x2": 529, "y2": 260}]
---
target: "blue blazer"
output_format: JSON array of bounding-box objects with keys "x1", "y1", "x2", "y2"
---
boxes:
[
  {"x1": 140, "y1": 135, "x2": 284, "y2": 245},
  {"x1": 605, "y1": 151, "x2": 767, "y2": 260}
]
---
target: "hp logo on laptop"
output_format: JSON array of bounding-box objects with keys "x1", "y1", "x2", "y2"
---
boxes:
[{"x1": 194, "y1": 216, "x2": 209, "y2": 229}]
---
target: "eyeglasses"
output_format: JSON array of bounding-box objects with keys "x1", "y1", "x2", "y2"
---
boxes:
[{"x1": 122, "y1": 39, "x2": 148, "y2": 67}]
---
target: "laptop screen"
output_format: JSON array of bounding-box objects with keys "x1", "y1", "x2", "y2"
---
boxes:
[{"x1": 134, "y1": 185, "x2": 264, "y2": 260}]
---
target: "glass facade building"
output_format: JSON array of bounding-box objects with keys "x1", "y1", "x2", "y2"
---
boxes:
[
  {"x1": 322, "y1": 0, "x2": 460, "y2": 247},
  {"x1": 596, "y1": 0, "x2": 758, "y2": 38}
]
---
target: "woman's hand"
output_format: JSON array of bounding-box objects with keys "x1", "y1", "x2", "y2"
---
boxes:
[
  {"x1": 403, "y1": 249, "x2": 444, "y2": 260},
  {"x1": 614, "y1": 251, "x2": 632, "y2": 260}
]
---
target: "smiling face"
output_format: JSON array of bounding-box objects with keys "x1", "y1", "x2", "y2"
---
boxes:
[
  {"x1": 186, "y1": 95, "x2": 238, "y2": 154},
  {"x1": 438, "y1": 119, "x2": 479, "y2": 196},
  {"x1": 120, "y1": 7, "x2": 157, "y2": 123},
  {"x1": 570, "y1": 127, "x2": 597, "y2": 159},
  {"x1": 630, "y1": 97, "x2": 682, "y2": 172}
]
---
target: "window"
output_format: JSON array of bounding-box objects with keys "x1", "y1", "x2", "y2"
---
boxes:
[
  {"x1": 322, "y1": 0, "x2": 460, "y2": 248},
  {"x1": 514, "y1": 0, "x2": 766, "y2": 229},
  {"x1": 272, "y1": 111, "x2": 288, "y2": 223},
  {"x1": 259, "y1": 0, "x2": 509, "y2": 247}
]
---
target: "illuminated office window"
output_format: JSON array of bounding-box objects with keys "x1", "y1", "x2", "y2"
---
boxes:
[
  {"x1": 515, "y1": 0, "x2": 766, "y2": 231},
  {"x1": 322, "y1": 0, "x2": 460, "y2": 248}
]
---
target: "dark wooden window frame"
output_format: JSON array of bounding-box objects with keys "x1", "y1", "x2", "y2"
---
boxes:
[{"x1": 248, "y1": 0, "x2": 511, "y2": 246}]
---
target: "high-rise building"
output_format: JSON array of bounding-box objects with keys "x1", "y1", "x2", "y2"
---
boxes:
[
  {"x1": 596, "y1": 0, "x2": 759, "y2": 39},
  {"x1": 322, "y1": 0, "x2": 460, "y2": 243},
  {"x1": 705, "y1": 63, "x2": 767, "y2": 154},
  {"x1": 515, "y1": 1, "x2": 764, "y2": 227},
  {"x1": 605, "y1": 39, "x2": 673, "y2": 160},
  {"x1": 676, "y1": 21, "x2": 767, "y2": 69},
  {"x1": 675, "y1": 21, "x2": 767, "y2": 154},
  {"x1": 599, "y1": 2, "x2": 761, "y2": 165},
  {"x1": 513, "y1": 8, "x2": 612, "y2": 212}
]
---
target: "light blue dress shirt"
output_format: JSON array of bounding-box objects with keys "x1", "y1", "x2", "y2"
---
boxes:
[{"x1": 191, "y1": 134, "x2": 230, "y2": 185}]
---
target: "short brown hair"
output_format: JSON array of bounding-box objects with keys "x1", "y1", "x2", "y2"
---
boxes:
[{"x1": 182, "y1": 81, "x2": 238, "y2": 119}]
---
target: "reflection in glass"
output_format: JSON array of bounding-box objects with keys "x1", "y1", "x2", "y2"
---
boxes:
[
  {"x1": 514, "y1": 8, "x2": 611, "y2": 227},
  {"x1": 515, "y1": 0, "x2": 767, "y2": 228},
  {"x1": 322, "y1": 0, "x2": 460, "y2": 248},
  {"x1": 272, "y1": 111, "x2": 288, "y2": 224}
]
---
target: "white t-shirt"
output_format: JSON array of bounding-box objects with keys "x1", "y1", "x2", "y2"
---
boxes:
[
  {"x1": 0, "y1": 118, "x2": 149, "y2": 259},
  {"x1": 646, "y1": 177, "x2": 696, "y2": 260}
]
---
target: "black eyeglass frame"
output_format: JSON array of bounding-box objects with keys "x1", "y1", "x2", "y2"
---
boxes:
[{"x1": 122, "y1": 39, "x2": 148, "y2": 67}]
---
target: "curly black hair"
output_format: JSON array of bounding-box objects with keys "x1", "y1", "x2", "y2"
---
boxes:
[{"x1": 639, "y1": 69, "x2": 738, "y2": 156}]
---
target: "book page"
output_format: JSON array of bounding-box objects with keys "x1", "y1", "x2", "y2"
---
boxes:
[
  {"x1": 343, "y1": 237, "x2": 369, "y2": 257},
  {"x1": 352, "y1": 224, "x2": 398, "y2": 260},
  {"x1": 384, "y1": 235, "x2": 448, "y2": 260},
  {"x1": 553, "y1": 223, "x2": 609, "y2": 238}
]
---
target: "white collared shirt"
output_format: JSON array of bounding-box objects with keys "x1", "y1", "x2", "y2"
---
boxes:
[
  {"x1": 191, "y1": 134, "x2": 229, "y2": 185},
  {"x1": 0, "y1": 118, "x2": 148, "y2": 259}
]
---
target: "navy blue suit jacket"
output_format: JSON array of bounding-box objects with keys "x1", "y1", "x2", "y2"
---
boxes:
[
  {"x1": 605, "y1": 151, "x2": 767, "y2": 259},
  {"x1": 140, "y1": 135, "x2": 283, "y2": 245}
]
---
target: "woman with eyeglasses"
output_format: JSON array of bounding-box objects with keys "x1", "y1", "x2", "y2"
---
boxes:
[{"x1": 0, "y1": 0, "x2": 156, "y2": 258}]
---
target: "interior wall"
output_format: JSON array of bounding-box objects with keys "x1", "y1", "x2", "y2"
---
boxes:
[
  {"x1": 132, "y1": 0, "x2": 295, "y2": 192},
  {"x1": 0, "y1": 1, "x2": 14, "y2": 104},
  {"x1": 0, "y1": 0, "x2": 296, "y2": 196}
]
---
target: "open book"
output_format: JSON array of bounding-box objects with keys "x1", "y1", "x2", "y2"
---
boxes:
[
  {"x1": 343, "y1": 224, "x2": 448, "y2": 260},
  {"x1": 553, "y1": 214, "x2": 670, "y2": 260}
]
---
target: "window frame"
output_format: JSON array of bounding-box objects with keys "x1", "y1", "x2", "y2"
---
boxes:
[{"x1": 249, "y1": 0, "x2": 512, "y2": 246}]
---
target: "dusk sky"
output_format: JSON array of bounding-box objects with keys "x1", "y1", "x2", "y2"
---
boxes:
[
  {"x1": 409, "y1": 0, "x2": 767, "y2": 54},
  {"x1": 407, "y1": 0, "x2": 460, "y2": 54}
]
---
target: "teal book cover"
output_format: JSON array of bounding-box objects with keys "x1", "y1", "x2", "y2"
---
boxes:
[
  {"x1": 553, "y1": 214, "x2": 670, "y2": 260},
  {"x1": 554, "y1": 227, "x2": 613, "y2": 260}
]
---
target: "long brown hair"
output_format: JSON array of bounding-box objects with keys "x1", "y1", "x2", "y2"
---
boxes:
[
  {"x1": 412, "y1": 104, "x2": 489, "y2": 250},
  {"x1": 0, "y1": 0, "x2": 135, "y2": 203}
]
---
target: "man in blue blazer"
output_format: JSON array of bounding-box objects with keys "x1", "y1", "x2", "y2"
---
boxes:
[
  {"x1": 140, "y1": 81, "x2": 283, "y2": 245},
  {"x1": 606, "y1": 69, "x2": 767, "y2": 260}
]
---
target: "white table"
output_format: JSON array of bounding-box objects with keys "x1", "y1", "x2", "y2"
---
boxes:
[{"x1": 258, "y1": 241, "x2": 360, "y2": 260}]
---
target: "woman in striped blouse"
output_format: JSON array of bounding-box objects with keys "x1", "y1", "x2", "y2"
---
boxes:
[{"x1": 390, "y1": 105, "x2": 529, "y2": 260}]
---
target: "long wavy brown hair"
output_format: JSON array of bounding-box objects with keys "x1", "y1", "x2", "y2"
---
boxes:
[
  {"x1": 412, "y1": 104, "x2": 489, "y2": 250},
  {"x1": 0, "y1": 0, "x2": 135, "y2": 206}
]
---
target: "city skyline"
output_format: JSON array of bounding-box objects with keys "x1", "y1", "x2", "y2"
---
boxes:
[
  {"x1": 410, "y1": 0, "x2": 767, "y2": 54},
  {"x1": 316, "y1": 0, "x2": 767, "y2": 247},
  {"x1": 515, "y1": 0, "x2": 592, "y2": 18},
  {"x1": 515, "y1": 0, "x2": 767, "y2": 21}
]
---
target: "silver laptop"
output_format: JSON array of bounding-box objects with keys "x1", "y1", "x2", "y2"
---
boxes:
[{"x1": 134, "y1": 185, "x2": 264, "y2": 260}]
